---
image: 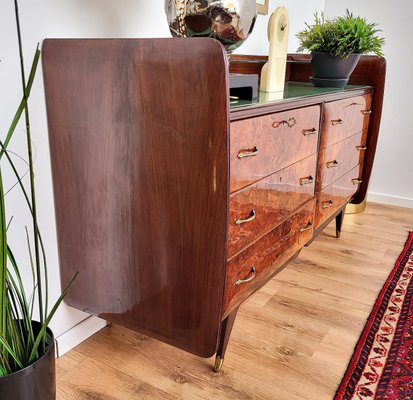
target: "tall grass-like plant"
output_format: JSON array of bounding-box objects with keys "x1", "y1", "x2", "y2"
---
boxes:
[
  {"x1": 297, "y1": 10, "x2": 385, "y2": 58},
  {"x1": 0, "y1": 0, "x2": 77, "y2": 376}
]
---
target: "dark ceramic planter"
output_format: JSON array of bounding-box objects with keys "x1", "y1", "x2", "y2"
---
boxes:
[
  {"x1": 310, "y1": 52, "x2": 361, "y2": 88},
  {"x1": 0, "y1": 322, "x2": 56, "y2": 400}
]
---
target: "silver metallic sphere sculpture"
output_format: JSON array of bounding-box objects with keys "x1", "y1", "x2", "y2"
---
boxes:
[{"x1": 165, "y1": 0, "x2": 257, "y2": 54}]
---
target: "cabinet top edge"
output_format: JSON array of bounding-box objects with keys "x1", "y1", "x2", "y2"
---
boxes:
[{"x1": 230, "y1": 82, "x2": 373, "y2": 121}]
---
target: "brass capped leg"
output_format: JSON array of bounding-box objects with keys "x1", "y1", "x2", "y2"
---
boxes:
[
  {"x1": 336, "y1": 230, "x2": 341, "y2": 239},
  {"x1": 214, "y1": 356, "x2": 224, "y2": 372}
]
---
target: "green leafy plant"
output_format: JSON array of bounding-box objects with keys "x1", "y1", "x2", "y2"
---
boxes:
[
  {"x1": 0, "y1": 0, "x2": 77, "y2": 376},
  {"x1": 297, "y1": 10, "x2": 385, "y2": 58}
]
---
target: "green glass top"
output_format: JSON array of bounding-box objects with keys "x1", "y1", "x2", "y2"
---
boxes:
[{"x1": 230, "y1": 81, "x2": 370, "y2": 109}]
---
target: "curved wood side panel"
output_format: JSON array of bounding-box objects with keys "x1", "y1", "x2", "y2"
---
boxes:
[{"x1": 42, "y1": 38, "x2": 229, "y2": 358}]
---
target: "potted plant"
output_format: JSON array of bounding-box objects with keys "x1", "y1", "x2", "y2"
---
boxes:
[
  {"x1": 0, "y1": 1, "x2": 77, "y2": 399},
  {"x1": 297, "y1": 10, "x2": 385, "y2": 87}
]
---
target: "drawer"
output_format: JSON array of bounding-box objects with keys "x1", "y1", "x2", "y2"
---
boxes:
[
  {"x1": 321, "y1": 94, "x2": 372, "y2": 148},
  {"x1": 223, "y1": 199, "x2": 315, "y2": 317},
  {"x1": 317, "y1": 132, "x2": 366, "y2": 191},
  {"x1": 315, "y1": 165, "x2": 362, "y2": 229},
  {"x1": 228, "y1": 154, "x2": 317, "y2": 258},
  {"x1": 230, "y1": 105, "x2": 320, "y2": 192}
]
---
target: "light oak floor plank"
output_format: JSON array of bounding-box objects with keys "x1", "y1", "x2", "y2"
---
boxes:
[{"x1": 56, "y1": 202, "x2": 413, "y2": 400}]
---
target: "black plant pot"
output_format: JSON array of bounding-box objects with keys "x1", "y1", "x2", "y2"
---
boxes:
[
  {"x1": 0, "y1": 322, "x2": 56, "y2": 400},
  {"x1": 310, "y1": 52, "x2": 361, "y2": 88}
]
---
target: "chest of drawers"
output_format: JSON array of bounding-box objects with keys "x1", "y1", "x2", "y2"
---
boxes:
[{"x1": 43, "y1": 38, "x2": 386, "y2": 371}]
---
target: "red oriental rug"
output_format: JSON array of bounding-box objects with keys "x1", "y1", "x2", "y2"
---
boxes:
[{"x1": 335, "y1": 231, "x2": 413, "y2": 400}]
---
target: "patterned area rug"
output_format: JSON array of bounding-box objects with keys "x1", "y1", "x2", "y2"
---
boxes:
[{"x1": 335, "y1": 231, "x2": 413, "y2": 400}]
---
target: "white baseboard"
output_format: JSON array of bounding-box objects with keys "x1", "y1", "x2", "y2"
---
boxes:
[
  {"x1": 55, "y1": 316, "x2": 107, "y2": 357},
  {"x1": 368, "y1": 191, "x2": 413, "y2": 209}
]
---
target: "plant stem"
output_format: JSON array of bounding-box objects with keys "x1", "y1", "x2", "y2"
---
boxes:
[{"x1": 14, "y1": 0, "x2": 44, "y2": 329}]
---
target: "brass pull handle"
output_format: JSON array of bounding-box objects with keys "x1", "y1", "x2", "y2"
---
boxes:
[
  {"x1": 322, "y1": 200, "x2": 334, "y2": 209},
  {"x1": 349, "y1": 102, "x2": 363, "y2": 106},
  {"x1": 331, "y1": 119, "x2": 343, "y2": 126},
  {"x1": 236, "y1": 267, "x2": 256, "y2": 286},
  {"x1": 356, "y1": 145, "x2": 367, "y2": 151},
  {"x1": 237, "y1": 147, "x2": 258, "y2": 159},
  {"x1": 299, "y1": 176, "x2": 314, "y2": 186},
  {"x1": 272, "y1": 117, "x2": 297, "y2": 129},
  {"x1": 352, "y1": 178, "x2": 363, "y2": 185},
  {"x1": 302, "y1": 128, "x2": 317, "y2": 136},
  {"x1": 299, "y1": 222, "x2": 313, "y2": 233},
  {"x1": 361, "y1": 109, "x2": 372, "y2": 115},
  {"x1": 326, "y1": 160, "x2": 339, "y2": 169},
  {"x1": 235, "y1": 210, "x2": 256, "y2": 226}
]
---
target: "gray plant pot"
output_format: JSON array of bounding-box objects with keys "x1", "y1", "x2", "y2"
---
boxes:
[
  {"x1": 0, "y1": 322, "x2": 56, "y2": 400},
  {"x1": 310, "y1": 52, "x2": 361, "y2": 88}
]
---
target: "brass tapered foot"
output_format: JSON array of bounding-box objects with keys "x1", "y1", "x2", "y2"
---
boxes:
[
  {"x1": 213, "y1": 356, "x2": 224, "y2": 372},
  {"x1": 336, "y1": 230, "x2": 341, "y2": 238}
]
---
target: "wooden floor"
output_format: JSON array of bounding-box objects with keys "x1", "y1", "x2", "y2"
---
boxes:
[{"x1": 56, "y1": 202, "x2": 413, "y2": 400}]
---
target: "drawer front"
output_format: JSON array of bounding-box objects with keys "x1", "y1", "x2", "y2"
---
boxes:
[
  {"x1": 317, "y1": 132, "x2": 366, "y2": 191},
  {"x1": 321, "y1": 94, "x2": 372, "y2": 148},
  {"x1": 315, "y1": 165, "x2": 362, "y2": 229},
  {"x1": 228, "y1": 154, "x2": 317, "y2": 258},
  {"x1": 223, "y1": 200, "x2": 315, "y2": 316},
  {"x1": 230, "y1": 105, "x2": 320, "y2": 192}
]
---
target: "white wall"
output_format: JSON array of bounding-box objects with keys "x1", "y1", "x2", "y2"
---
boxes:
[{"x1": 324, "y1": 0, "x2": 413, "y2": 208}]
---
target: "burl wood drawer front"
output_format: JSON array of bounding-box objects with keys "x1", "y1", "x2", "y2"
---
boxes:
[
  {"x1": 223, "y1": 200, "x2": 315, "y2": 317},
  {"x1": 321, "y1": 94, "x2": 372, "y2": 149},
  {"x1": 315, "y1": 165, "x2": 362, "y2": 229},
  {"x1": 317, "y1": 132, "x2": 366, "y2": 191},
  {"x1": 228, "y1": 153, "x2": 317, "y2": 258},
  {"x1": 230, "y1": 105, "x2": 320, "y2": 193}
]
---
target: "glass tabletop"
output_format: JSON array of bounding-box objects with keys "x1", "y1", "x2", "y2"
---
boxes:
[{"x1": 230, "y1": 81, "x2": 371, "y2": 109}]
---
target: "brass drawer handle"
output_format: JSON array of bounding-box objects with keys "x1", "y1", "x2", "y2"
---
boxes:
[
  {"x1": 302, "y1": 128, "x2": 317, "y2": 136},
  {"x1": 236, "y1": 267, "x2": 256, "y2": 286},
  {"x1": 349, "y1": 102, "x2": 363, "y2": 106},
  {"x1": 361, "y1": 109, "x2": 372, "y2": 115},
  {"x1": 237, "y1": 147, "x2": 258, "y2": 159},
  {"x1": 326, "y1": 160, "x2": 339, "y2": 169},
  {"x1": 272, "y1": 117, "x2": 297, "y2": 129},
  {"x1": 352, "y1": 178, "x2": 363, "y2": 185},
  {"x1": 235, "y1": 210, "x2": 256, "y2": 226},
  {"x1": 299, "y1": 222, "x2": 313, "y2": 233},
  {"x1": 331, "y1": 119, "x2": 343, "y2": 126},
  {"x1": 322, "y1": 200, "x2": 334, "y2": 209},
  {"x1": 299, "y1": 176, "x2": 314, "y2": 186},
  {"x1": 356, "y1": 145, "x2": 367, "y2": 151}
]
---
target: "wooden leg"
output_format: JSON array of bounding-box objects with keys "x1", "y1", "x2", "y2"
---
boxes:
[
  {"x1": 214, "y1": 308, "x2": 239, "y2": 372},
  {"x1": 335, "y1": 209, "x2": 345, "y2": 238}
]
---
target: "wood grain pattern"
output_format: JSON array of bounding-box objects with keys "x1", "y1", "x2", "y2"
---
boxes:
[
  {"x1": 43, "y1": 38, "x2": 229, "y2": 358},
  {"x1": 223, "y1": 200, "x2": 315, "y2": 317},
  {"x1": 228, "y1": 154, "x2": 317, "y2": 257},
  {"x1": 317, "y1": 132, "x2": 365, "y2": 191},
  {"x1": 321, "y1": 94, "x2": 372, "y2": 149},
  {"x1": 315, "y1": 165, "x2": 361, "y2": 229},
  {"x1": 230, "y1": 106, "x2": 320, "y2": 192}
]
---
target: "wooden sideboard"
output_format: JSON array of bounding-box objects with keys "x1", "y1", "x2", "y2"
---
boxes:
[{"x1": 42, "y1": 38, "x2": 386, "y2": 371}]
